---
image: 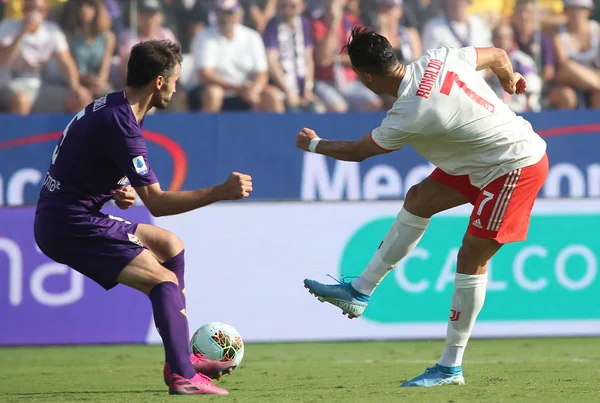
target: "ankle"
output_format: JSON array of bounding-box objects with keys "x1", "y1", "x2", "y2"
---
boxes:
[
  {"x1": 434, "y1": 363, "x2": 463, "y2": 374},
  {"x1": 351, "y1": 276, "x2": 377, "y2": 295}
]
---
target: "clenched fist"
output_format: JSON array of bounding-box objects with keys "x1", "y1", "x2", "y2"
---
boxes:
[
  {"x1": 501, "y1": 72, "x2": 527, "y2": 95},
  {"x1": 296, "y1": 127, "x2": 319, "y2": 151},
  {"x1": 113, "y1": 185, "x2": 137, "y2": 210},
  {"x1": 218, "y1": 172, "x2": 253, "y2": 200}
]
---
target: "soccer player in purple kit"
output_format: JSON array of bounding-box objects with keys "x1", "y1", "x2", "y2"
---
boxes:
[{"x1": 34, "y1": 40, "x2": 253, "y2": 396}]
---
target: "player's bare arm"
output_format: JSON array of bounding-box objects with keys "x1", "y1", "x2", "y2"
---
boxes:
[
  {"x1": 134, "y1": 172, "x2": 253, "y2": 217},
  {"x1": 295, "y1": 127, "x2": 391, "y2": 162},
  {"x1": 473, "y1": 47, "x2": 526, "y2": 95}
]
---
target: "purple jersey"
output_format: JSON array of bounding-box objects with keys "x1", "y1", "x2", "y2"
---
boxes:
[{"x1": 36, "y1": 91, "x2": 158, "y2": 212}]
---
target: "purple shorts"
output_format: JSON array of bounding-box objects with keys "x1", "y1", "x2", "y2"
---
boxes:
[{"x1": 34, "y1": 208, "x2": 146, "y2": 290}]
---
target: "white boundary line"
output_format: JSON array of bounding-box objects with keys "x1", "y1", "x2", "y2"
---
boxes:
[{"x1": 245, "y1": 357, "x2": 598, "y2": 366}]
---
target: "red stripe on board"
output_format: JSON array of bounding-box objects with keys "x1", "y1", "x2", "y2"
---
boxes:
[
  {"x1": 537, "y1": 124, "x2": 600, "y2": 137},
  {"x1": 143, "y1": 131, "x2": 188, "y2": 191},
  {"x1": 0, "y1": 130, "x2": 188, "y2": 191},
  {"x1": 0, "y1": 132, "x2": 62, "y2": 150}
]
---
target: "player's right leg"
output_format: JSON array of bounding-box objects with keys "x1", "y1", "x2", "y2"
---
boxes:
[
  {"x1": 304, "y1": 173, "x2": 474, "y2": 318},
  {"x1": 116, "y1": 251, "x2": 228, "y2": 395},
  {"x1": 133, "y1": 224, "x2": 236, "y2": 384}
]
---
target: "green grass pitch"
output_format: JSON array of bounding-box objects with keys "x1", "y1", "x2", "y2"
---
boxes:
[{"x1": 1, "y1": 337, "x2": 599, "y2": 402}]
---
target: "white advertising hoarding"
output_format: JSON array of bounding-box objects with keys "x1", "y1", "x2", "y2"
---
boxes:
[{"x1": 149, "y1": 200, "x2": 600, "y2": 343}]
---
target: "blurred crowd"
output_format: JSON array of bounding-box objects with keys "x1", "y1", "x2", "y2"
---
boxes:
[{"x1": 0, "y1": 0, "x2": 599, "y2": 115}]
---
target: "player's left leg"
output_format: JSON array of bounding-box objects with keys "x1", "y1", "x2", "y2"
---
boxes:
[
  {"x1": 133, "y1": 224, "x2": 236, "y2": 384},
  {"x1": 403, "y1": 154, "x2": 549, "y2": 387},
  {"x1": 402, "y1": 234, "x2": 500, "y2": 387},
  {"x1": 304, "y1": 175, "x2": 473, "y2": 318}
]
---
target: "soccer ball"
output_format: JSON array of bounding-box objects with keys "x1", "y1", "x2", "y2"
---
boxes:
[{"x1": 190, "y1": 322, "x2": 245, "y2": 367}]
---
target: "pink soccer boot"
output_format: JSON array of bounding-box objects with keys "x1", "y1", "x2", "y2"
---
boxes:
[
  {"x1": 164, "y1": 353, "x2": 237, "y2": 386},
  {"x1": 168, "y1": 373, "x2": 228, "y2": 395}
]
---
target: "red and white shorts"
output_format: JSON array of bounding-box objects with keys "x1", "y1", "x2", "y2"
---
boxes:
[{"x1": 429, "y1": 154, "x2": 549, "y2": 244}]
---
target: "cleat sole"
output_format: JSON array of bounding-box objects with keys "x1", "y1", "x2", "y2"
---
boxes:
[{"x1": 304, "y1": 283, "x2": 362, "y2": 319}]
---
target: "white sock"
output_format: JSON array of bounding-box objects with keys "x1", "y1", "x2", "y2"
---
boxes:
[
  {"x1": 351, "y1": 208, "x2": 430, "y2": 295},
  {"x1": 438, "y1": 273, "x2": 488, "y2": 368}
]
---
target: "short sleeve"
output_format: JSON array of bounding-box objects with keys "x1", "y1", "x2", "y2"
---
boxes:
[
  {"x1": 370, "y1": 110, "x2": 415, "y2": 151},
  {"x1": 53, "y1": 27, "x2": 69, "y2": 53},
  {"x1": 263, "y1": 19, "x2": 278, "y2": 49},
  {"x1": 111, "y1": 115, "x2": 158, "y2": 188},
  {"x1": 456, "y1": 46, "x2": 478, "y2": 69},
  {"x1": 194, "y1": 32, "x2": 218, "y2": 69},
  {"x1": 251, "y1": 31, "x2": 268, "y2": 73}
]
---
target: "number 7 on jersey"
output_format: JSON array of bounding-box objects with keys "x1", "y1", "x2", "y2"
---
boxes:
[{"x1": 440, "y1": 71, "x2": 495, "y2": 113}]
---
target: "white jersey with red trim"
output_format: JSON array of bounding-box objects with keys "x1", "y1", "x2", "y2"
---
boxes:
[{"x1": 370, "y1": 46, "x2": 547, "y2": 188}]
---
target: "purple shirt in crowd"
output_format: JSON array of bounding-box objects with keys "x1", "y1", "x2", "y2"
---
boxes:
[
  {"x1": 514, "y1": 29, "x2": 555, "y2": 70},
  {"x1": 36, "y1": 91, "x2": 158, "y2": 213},
  {"x1": 263, "y1": 16, "x2": 313, "y2": 93}
]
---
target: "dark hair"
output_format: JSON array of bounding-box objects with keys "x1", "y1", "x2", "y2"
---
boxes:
[
  {"x1": 60, "y1": 0, "x2": 110, "y2": 36},
  {"x1": 126, "y1": 40, "x2": 183, "y2": 88},
  {"x1": 70, "y1": 0, "x2": 111, "y2": 36},
  {"x1": 343, "y1": 27, "x2": 398, "y2": 75}
]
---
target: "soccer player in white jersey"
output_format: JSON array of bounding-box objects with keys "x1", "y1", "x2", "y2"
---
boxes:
[{"x1": 298, "y1": 27, "x2": 548, "y2": 387}]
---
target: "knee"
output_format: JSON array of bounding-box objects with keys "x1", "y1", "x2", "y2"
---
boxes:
[
  {"x1": 548, "y1": 86, "x2": 577, "y2": 110},
  {"x1": 590, "y1": 92, "x2": 600, "y2": 109},
  {"x1": 124, "y1": 264, "x2": 179, "y2": 295},
  {"x1": 456, "y1": 235, "x2": 500, "y2": 275},
  {"x1": 203, "y1": 84, "x2": 223, "y2": 96},
  {"x1": 144, "y1": 270, "x2": 179, "y2": 295},
  {"x1": 329, "y1": 103, "x2": 348, "y2": 113},
  {"x1": 260, "y1": 86, "x2": 285, "y2": 112},
  {"x1": 201, "y1": 84, "x2": 224, "y2": 112},
  {"x1": 9, "y1": 91, "x2": 31, "y2": 114},
  {"x1": 164, "y1": 233, "x2": 184, "y2": 258},
  {"x1": 157, "y1": 269, "x2": 179, "y2": 286},
  {"x1": 404, "y1": 184, "x2": 420, "y2": 205},
  {"x1": 403, "y1": 183, "x2": 434, "y2": 218}
]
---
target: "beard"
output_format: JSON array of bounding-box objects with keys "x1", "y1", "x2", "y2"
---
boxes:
[{"x1": 151, "y1": 90, "x2": 172, "y2": 110}]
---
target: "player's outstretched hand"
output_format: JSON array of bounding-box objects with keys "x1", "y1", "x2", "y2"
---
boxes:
[
  {"x1": 113, "y1": 185, "x2": 137, "y2": 210},
  {"x1": 296, "y1": 128, "x2": 318, "y2": 151},
  {"x1": 219, "y1": 172, "x2": 253, "y2": 200}
]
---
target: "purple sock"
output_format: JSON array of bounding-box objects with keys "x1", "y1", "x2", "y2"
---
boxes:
[
  {"x1": 163, "y1": 250, "x2": 186, "y2": 308},
  {"x1": 149, "y1": 281, "x2": 195, "y2": 379},
  {"x1": 162, "y1": 250, "x2": 188, "y2": 365}
]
